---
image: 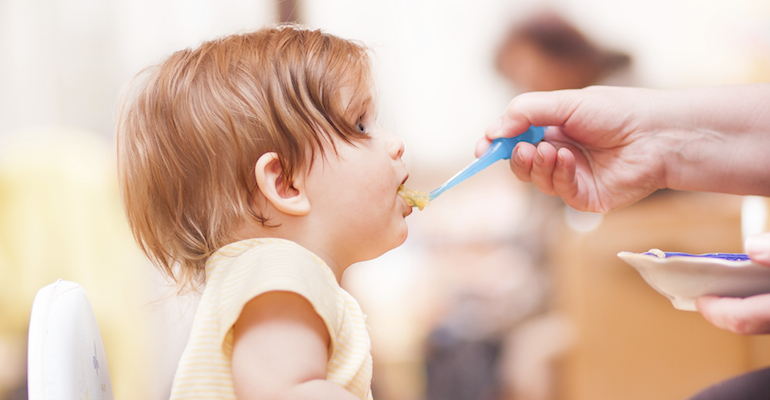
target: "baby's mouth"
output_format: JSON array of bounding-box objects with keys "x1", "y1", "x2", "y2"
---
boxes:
[{"x1": 397, "y1": 184, "x2": 430, "y2": 211}]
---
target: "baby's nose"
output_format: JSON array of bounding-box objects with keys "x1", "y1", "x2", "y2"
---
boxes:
[{"x1": 389, "y1": 135, "x2": 405, "y2": 159}]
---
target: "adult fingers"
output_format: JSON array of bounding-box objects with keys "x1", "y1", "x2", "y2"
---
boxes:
[
  {"x1": 509, "y1": 144, "x2": 588, "y2": 212},
  {"x1": 746, "y1": 232, "x2": 770, "y2": 266},
  {"x1": 530, "y1": 142, "x2": 559, "y2": 196},
  {"x1": 550, "y1": 147, "x2": 582, "y2": 208},
  {"x1": 475, "y1": 136, "x2": 492, "y2": 158},
  {"x1": 696, "y1": 294, "x2": 770, "y2": 335},
  {"x1": 508, "y1": 142, "x2": 537, "y2": 182},
  {"x1": 486, "y1": 90, "x2": 583, "y2": 140}
]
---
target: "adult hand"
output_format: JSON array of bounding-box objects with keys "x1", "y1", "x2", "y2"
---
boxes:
[
  {"x1": 479, "y1": 84, "x2": 770, "y2": 213},
  {"x1": 696, "y1": 233, "x2": 770, "y2": 335},
  {"x1": 696, "y1": 295, "x2": 770, "y2": 335},
  {"x1": 478, "y1": 86, "x2": 669, "y2": 213}
]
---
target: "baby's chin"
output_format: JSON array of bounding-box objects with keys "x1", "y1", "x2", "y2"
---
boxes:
[
  {"x1": 392, "y1": 224, "x2": 409, "y2": 249},
  {"x1": 374, "y1": 225, "x2": 409, "y2": 259},
  {"x1": 397, "y1": 225, "x2": 409, "y2": 244}
]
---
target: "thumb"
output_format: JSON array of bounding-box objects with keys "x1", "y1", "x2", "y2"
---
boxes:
[
  {"x1": 486, "y1": 89, "x2": 583, "y2": 140},
  {"x1": 746, "y1": 232, "x2": 770, "y2": 266}
]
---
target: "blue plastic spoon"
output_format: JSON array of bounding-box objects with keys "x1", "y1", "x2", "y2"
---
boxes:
[{"x1": 428, "y1": 126, "x2": 545, "y2": 201}]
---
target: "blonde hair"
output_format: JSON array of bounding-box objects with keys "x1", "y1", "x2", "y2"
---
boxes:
[{"x1": 117, "y1": 25, "x2": 373, "y2": 290}]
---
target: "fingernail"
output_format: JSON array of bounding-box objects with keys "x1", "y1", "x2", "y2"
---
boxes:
[
  {"x1": 556, "y1": 152, "x2": 564, "y2": 167},
  {"x1": 746, "y1": 235, "x2": 770, "y2": 260},
  {"x1": 513, "y1": 146, "x2": 524, "y2": 166},
  {"x1": 535, "y1": 147, "x2": 545, "y2": 163}
]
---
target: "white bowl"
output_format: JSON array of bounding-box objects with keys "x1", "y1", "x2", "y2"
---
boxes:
[{"x1": 617, "y1": 250, "x2": 770, "y2": 311}]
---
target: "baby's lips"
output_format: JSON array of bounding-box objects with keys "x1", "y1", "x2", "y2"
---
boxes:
[{"x1": 404, "y1": 203, "x2": 414, "y2": 216}]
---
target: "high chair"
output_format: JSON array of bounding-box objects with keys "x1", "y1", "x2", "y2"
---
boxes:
[{"x1": 27, "y1": 279, "x2": 114, "y2": 400}]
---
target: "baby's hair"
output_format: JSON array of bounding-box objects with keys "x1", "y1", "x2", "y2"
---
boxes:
[{"x1": 117, "y1": 25, "x2": 373, "y2": 290}]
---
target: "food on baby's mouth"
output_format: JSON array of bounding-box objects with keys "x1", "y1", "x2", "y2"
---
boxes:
[{"x1": 398, "y1": 185, "x2": 430, "y2": 211}]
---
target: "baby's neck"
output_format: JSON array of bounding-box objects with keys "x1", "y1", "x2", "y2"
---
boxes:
[{"x1": 234, "y1": 219, "x2": 350, "y2": 283}]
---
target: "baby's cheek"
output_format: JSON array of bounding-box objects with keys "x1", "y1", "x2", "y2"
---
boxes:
[{"x1": 360, "y1": 174, "x2": 391, "y2": 196}]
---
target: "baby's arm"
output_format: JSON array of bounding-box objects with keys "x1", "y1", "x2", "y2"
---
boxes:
[{"x1": 232, "y1": 291, "x2": 360, "y2": 400}]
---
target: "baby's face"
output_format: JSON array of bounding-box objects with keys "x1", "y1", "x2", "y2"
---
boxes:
[{"x1": 303, "y1": 103, "x2": 411, "y2": 266}]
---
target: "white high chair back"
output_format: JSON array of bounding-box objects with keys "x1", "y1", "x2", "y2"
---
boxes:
[{"x1": 27, "y1": 279, "x2": 114, "y2": 400}]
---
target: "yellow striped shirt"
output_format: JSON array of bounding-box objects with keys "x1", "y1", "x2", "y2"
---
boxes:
[{"x1": 169, "y1": 238, "x2": 373, "y2": 400}]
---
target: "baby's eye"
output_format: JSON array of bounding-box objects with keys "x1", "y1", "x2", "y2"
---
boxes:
[{"x1": 356, "y1": 120, "x2": 367, "y2": 134}]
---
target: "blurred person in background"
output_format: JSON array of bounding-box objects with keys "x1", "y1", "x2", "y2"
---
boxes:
[
  {"x1": 494, "y1": 11, "x2": 633, "y2": 93},
  {"x1": 481, "y1": 83, "x2": 770, "y2": 400}
]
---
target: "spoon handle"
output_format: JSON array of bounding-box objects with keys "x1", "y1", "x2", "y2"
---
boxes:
[{"x1": 429, "y1": 126, "x2": 545, "y2": 200}]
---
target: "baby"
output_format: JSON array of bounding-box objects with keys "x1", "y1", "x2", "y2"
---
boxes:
[{"x1": 117, "y1": 25, "x2": 413, "y2": 400}]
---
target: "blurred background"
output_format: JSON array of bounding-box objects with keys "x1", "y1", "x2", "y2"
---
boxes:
[{"x1": 2, "y1": 0, "x2": 770, "y2": 400}]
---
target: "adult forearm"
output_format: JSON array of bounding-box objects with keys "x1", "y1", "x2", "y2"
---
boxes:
[{"x1": 660, "y1": 84, "x2": 770, "y2": 196}]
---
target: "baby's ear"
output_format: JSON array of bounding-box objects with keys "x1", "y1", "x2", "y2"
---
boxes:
[{"x1": 254, "y1": 152, "x2": 310, "y2": 216}]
